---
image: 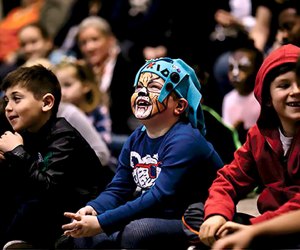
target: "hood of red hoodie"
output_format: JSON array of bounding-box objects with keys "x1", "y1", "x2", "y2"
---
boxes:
[
  {"x1": 254, "y1": 44, "x2": 300, "y2": 105},
  {"x1": 254, "y1": 44, "x2": 300, "y2": 132}
]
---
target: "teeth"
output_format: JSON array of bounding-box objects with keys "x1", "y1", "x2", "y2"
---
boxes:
[
  {"x1": 137, "y1": 98, "x2": 150, "y2": 106},
  {"x1": 138, "y1": 101, "x2": 148, "y2": 105},
  {"x1": 137, "y1": 106, "x2": 147, "y2": 111},
  {"x1": 287, "y1": 102, "x2": 300, "y2": 107}
]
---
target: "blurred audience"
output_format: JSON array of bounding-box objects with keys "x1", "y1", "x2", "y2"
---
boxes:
[
  {"x1": 0, "y1": 22, "x2": 62, "y2": 82},
  {"x1": 197, "y1": 66, "x2": 241, "y2": 164},
  {"x1": 39, "y1": 0, "x2": 75, "y2": 39},
  {"x1": 75, "y1": 16, "x2": 139, "y2": 157},
  {"x1": 0, "y1": 0, "x2": 44, "y2": 65}
]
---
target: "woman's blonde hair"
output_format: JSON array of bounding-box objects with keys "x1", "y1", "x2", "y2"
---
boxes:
[{"x1": 77, "y1": 16, "x2": 113, "y2": 39}]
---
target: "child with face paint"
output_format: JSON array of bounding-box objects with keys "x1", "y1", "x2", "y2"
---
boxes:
[
  {"x1": 222, "y1": 44, "x2": 263, "y2": 143},
  {"x1": 61, "y1": 57, "x2": 224, "y2": 249},
  {"x1": 183, "y1": 44, "x2": 300, "y2": 250}
]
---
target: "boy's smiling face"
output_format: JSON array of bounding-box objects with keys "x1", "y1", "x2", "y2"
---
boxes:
[
  {"x1": 270, "y1": 71, "x2": 300, "y2": 136},
  {"x1": 131, "y1": 72, "x2": 169, "y2": 120},
  {"x1": 4, "y1": 85, "x2": 46, "y2": 132}
]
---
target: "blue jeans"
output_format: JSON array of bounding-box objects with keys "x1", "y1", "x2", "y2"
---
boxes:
[{"x1": 74, "y1": 218, "x2": 188, "y2": 249}]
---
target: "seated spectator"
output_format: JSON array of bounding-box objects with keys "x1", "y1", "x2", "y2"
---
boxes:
[
  {"x1": 266, "y1": 3, "x2": 300, "y2": 51},
  {"x1": 212, "y1": 38, "x2": 300, "y2": 250},
  {"x1": 24, "y1": 57, "x2": 112, "y2": 168},
  {"x1": 0, "y1": 64, "x2": 110, "y2": 248},
  {"x1": 0, "y1": 22, "x2": 64, "y2": 82},
  {"x1": 222, "y1": 41, "x2": 263, "y2": 143},
  {"x1": 0, "y1": 0, "x2": 44, "y2": 65},
  {"x1": 60, "y1": 57, "x2": 223, "y2": 249},
  {"x1": 76, "y1": 16, "x2": 140, "y2": 158},
  {"x1": 183, "y1": 44, "x2": 300, "y2": 250},
  {"x1": 53, "y1": 59, "x2": 112, "y2": 146}
]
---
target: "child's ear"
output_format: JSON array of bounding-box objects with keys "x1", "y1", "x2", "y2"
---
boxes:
[
  {"x1": 174, "y1": 98, "x2": 188, "y2": 115},
  {"x1": 42, "y1": 93, "x2": 55, "y2": 112}
]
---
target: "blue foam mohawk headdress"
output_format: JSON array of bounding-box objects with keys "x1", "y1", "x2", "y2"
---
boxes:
[{"x1": 133, "y1": 57, "x2": 206, "y2": 135}]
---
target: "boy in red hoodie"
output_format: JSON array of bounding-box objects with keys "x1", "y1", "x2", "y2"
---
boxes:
[{"x1": 183, "y1": 44, "x2": 300, "y2": 249}]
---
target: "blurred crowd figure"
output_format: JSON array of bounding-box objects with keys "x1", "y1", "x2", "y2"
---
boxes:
[
  {"x1": 53, "y1": 60, "x2": 112, "y2": 146},
  {"x1": 221, "y1": 41, "x2": 263, "y2": 143},
  {"x1": 0, "y1": 0, "x2": 44, "y2": 65}
]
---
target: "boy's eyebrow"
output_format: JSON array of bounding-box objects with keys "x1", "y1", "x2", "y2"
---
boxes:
[
  {"x1": 10, "y1": 91, "x2": 21, "y2": 96},
  {"x1": 5, "y1": 91, "x2": 23, "y2": 98}
]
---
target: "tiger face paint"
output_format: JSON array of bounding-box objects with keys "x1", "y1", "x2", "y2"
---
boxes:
[{"x1": 131, "y1": 72, "x2": 168, "y2": 120}]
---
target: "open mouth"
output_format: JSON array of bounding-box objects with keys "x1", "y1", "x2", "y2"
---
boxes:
[
  {"x1": 287, "y1": 102, "x2": 300, "y2": 107},
  {"x1": 134, "y1": 97, "x2": 152, "y2": 119},
  {"x1": 137, "y1": 98, "x2": 151, "y2": 107}
]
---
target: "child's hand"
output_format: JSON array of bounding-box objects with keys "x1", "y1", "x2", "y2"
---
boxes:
[
  {"x1": 77, "y1": 205, "x2": 97, "y2": 216},
  {"x1": 199, "y1": 215, "x2": 227, "y2": 247},
  {"x1": 62, "y1": 212, "x2": 102, "y2": 238},
  {"x1": 212, "y1": 225, "x2": 256, "y2": 250},
  {"x1": 216, "y1": 221, "x2": 249, "y2": 238},
  {"x1": 0, "y1": 131, "x2": 23, "y2": 152}
]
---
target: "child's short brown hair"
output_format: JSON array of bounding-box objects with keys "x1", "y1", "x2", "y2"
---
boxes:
[{"x1": 1, "y1": 64, "x2": 61, "y2": 116}]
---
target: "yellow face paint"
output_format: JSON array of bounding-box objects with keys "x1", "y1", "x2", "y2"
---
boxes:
[{"x1": 131, "y1": 72, "x2": 167, "y2": 120}]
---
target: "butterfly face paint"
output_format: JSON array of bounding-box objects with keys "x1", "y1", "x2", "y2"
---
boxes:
[{"x1": 131, "y1": 72, "x2": 168, "y2": 120}]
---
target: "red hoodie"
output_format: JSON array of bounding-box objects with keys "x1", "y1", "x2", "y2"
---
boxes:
[{"x1": 204, "y1": 44, "x2": 300, "y2": 224}]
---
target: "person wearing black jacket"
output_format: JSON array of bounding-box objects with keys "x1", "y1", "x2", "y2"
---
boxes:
[{"x1": 0, "y1": 64, "x2": 111, "y2": 249}]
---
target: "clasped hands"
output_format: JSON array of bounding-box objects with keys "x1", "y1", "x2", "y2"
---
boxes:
[{"x1": 62, "y1": 205, "x2": 103, "y2": 238}]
